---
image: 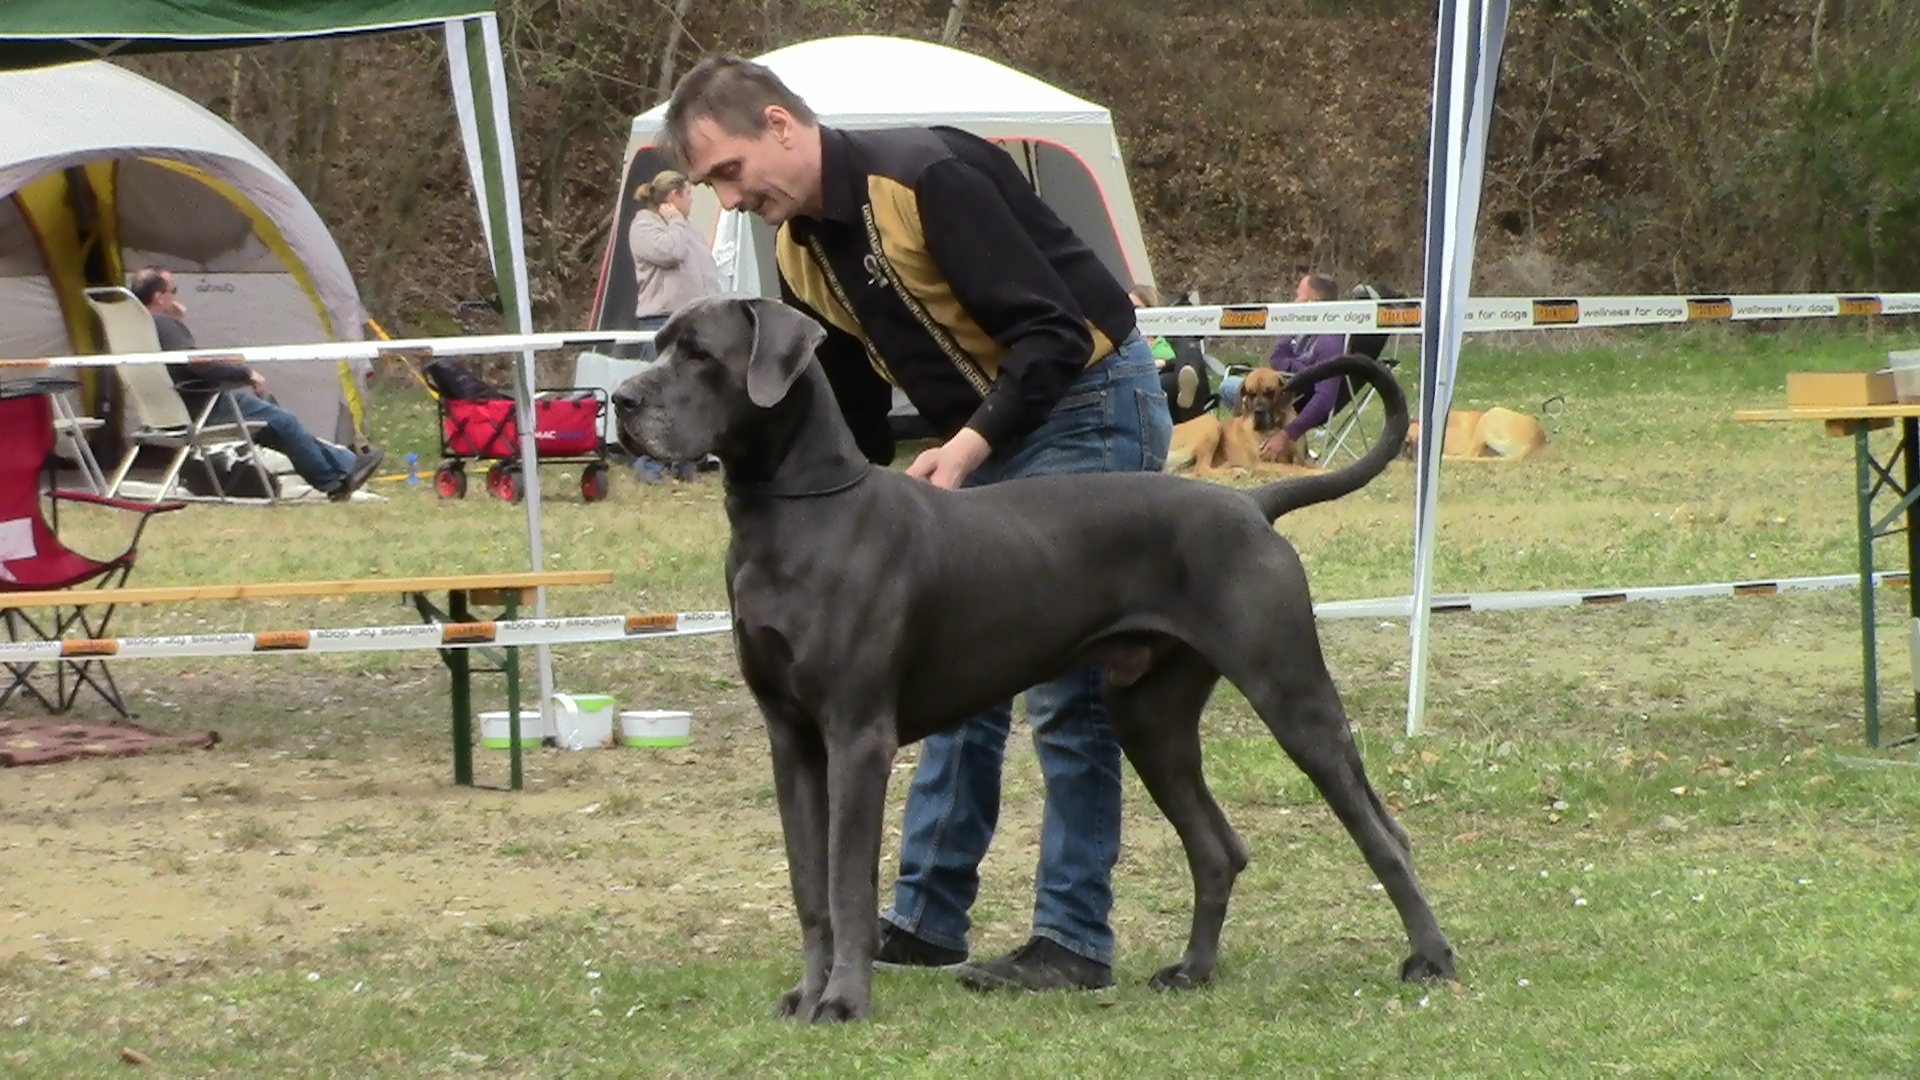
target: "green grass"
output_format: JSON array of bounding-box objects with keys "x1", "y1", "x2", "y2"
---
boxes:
[{"x1": 4, "y1": 325, "x2": 1920, "y2": 1077}]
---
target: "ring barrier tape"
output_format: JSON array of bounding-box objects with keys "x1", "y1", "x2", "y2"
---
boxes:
[
  {"x1": 3, "y1": 329, "x2": 656, "y2": 370},
  {"x1": 1312, "y1": 571, "x2": 1906, "y2": 622},
  {"x1": 1132, "y1": 293, "x2": 1920, "y2": 337},
  {"x1": 0, "y1": 611, "x2": 732, "y2": 663},
  {"x1": 8, "y1": 294, "x2": 1916, "y2": 370},
  {"x1": 3, "y1": 572, "x2": 1898, "y2": 663}
]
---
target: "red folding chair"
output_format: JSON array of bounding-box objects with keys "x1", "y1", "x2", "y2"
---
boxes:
[{"x1": 0, "y1": 389, "x2": 185, "y2": 718}]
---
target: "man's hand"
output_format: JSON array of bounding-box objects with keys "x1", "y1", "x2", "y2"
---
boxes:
[
  {"x1": 1259, "y1": 429, "x2": 1294, "y2": 462},
  {"x1": 248, "y1": 371, "x2": 269, "y2": 395},
  {"x1": 906, "y1": 428, "x2": 993, "y2": 490}
]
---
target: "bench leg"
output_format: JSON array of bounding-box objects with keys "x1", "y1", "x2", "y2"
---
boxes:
[
  {"x1": 449, "y1": 590, "x2": 476, "y2": 787},
  {"x1": 503, "y1": 591, "x2": 524, "y2": 792}
]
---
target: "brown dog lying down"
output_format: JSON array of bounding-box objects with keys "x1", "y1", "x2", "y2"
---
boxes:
[
  {"x1": 1167, "y1": 367, "x2": 1316, "y2": 476},
  {"x1": 1405, "y1": 406, "x2": 1549, "y2": 461}
]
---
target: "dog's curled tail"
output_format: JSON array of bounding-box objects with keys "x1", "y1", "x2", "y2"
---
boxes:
[{"x1": 1250, "y1": 353, "x2": 1408, "y2": 523}]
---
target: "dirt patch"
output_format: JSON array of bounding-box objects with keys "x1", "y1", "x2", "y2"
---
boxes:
[{"x1": 0, "y1": 707, "x2": 794, "y2": 963}]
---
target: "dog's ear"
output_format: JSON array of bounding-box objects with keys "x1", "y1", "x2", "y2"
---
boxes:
[{"x1": 743, "y1": 298, "x2": 827, "y2": 408}]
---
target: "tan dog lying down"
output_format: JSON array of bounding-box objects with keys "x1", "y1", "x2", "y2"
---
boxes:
[
  {"x1": 1166, "y1": 367, "x2": 1316, "y2": 477},
  {"x1": 1406, "y1": 406, "x2": 1549, "y2": 461}
]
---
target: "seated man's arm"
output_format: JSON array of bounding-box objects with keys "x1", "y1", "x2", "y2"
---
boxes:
[{"x1": 1282, "y1": 334, "x2": 1349, "y2": 439}]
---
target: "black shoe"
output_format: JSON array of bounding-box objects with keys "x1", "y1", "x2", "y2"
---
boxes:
[
  {"x1": 954, "y1": 937, "x2": 1114, "y2": 992},
  {"x1": 328, "y1": 446, "x2": 386, "y2": 502},
  {"x1": 874, "y1": 920, "x2": 967, "y2": 970}
]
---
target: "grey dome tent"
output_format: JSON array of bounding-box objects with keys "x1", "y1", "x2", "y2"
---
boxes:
[{"x1": 0, "y1": 59, "x2": 369, "y2": 442}]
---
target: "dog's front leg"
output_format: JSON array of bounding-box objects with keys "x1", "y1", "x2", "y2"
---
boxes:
[
  {"x1": 809, "y1": 720, "x2": 897, "y2": 1023},
  {"x1": 765, "y1": 715, "x2": 834, "y2": 1020}
]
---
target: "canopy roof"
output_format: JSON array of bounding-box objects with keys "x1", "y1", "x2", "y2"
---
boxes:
[{"x1": 0, "y1": 1, "x2": 489, "y2": 67}]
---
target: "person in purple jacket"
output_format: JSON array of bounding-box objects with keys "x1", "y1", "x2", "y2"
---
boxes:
[{"x1": 1217, "y1": 273, "x2": 1350, "y2": 461}]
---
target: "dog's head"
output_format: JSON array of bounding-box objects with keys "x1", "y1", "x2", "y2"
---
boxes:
[
  {"x1": 1402, "y1": 420, "x2": 1422, "y2": 460},
  {"x1": 1236, "y1": 366, "x2": 1296, "y2": 434},
  {"x1": 610, "y1": 295, "x2": 826, "y2": 464}
]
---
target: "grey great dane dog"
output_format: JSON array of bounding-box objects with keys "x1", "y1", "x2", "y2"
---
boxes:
[{"x1": 611, "y1": 295, "x2": 1455, "y2": 1023}]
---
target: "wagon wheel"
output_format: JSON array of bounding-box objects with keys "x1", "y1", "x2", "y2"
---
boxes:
[
  {"x1": 485, "y1": 462, "x2": 514, "y2": 501},
  {"x1": 434, "y1": 463, "x2": 467, "y2": 500},
  {"x1": 497, "y1": 467, "x2": 525, "y2": 504},
  {"x1": 581, "y1": 463, "x2": 610, "y2": 503}
]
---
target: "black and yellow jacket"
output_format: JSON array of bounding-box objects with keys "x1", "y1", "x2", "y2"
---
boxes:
[{"x1": 776, "y1": 125, "x2": 1137, "y2": 461}]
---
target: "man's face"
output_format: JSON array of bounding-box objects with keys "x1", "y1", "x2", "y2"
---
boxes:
[
  {"x1": 681, "y1": 109, "x2": 814, "y2": 226},
  {"x1": 149, "y1": 273, "x2": 186, "y2": 319},
  {"x1": 1293, "y1": 276, "x2": 1315, "y2": 304}
]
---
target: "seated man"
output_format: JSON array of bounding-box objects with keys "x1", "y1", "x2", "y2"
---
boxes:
[
  {"x1": 1217, "y1": 273, "x2": 1350, "y2": 462},
  {"x1": 130, "y1": 267, "x2": 384, "y2": 501}
]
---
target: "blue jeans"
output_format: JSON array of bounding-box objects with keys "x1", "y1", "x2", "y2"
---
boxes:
[
  {"x1": 1218, "y1": 373, "x2": 1244, "y2": 413},
  {"x1": 884, "y1": 332, "x2": 1172, "y2": 965},
  {"x1": 210, "y1": 390, "x2": 355, "y2": 492}
]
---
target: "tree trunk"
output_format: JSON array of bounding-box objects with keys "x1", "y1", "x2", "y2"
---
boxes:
[
  {"x1": 655, "y1": 0, "x2": 699, "y2": 101},
  {"x1": 942, "y1": 0, "x2": 972, "y2": 46}
]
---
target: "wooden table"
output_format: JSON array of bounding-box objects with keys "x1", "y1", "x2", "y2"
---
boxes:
[
  {"x1": 1, "y1": 570, "x2": 614, "y2": 788},
  {"x1": 1736, "y1": 404, "x2": 1920, "y2": 749}
]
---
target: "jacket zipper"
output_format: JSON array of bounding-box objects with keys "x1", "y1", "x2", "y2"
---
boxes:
[
  {"x1": 804, "y1": 234, "x2": 898, "y2": 387},
  {"x1": 861, "y1": 204, "x2": 995, "y2": 398}
]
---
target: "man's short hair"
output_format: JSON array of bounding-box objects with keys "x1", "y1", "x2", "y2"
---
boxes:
[
  {"x1": 661, "y1": 55, "x2": 818, "y2": 171},
  {"x1": 1302, "y1": 274, "x2": 1338, "y2": 301},
  {"x1": 129, "y1": 266, "x2": 171, "y2": 306}
]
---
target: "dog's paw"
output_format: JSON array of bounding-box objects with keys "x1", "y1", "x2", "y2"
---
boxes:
[
  {"x1": 1147, "y1": 959, "x2": 1214, "y2": 992},
  {"x1": 807, "y1": 990, "x2": 870, "y2": 1023},
  {"x1": 774, "y1": 984, "x2": 814, "y2": 1019},
  {"x1": 1398, "y1": 947, "x2": 1457, "y2": 983}
]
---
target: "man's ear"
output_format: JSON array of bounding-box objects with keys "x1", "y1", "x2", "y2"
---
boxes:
[{"x1": 744, "y1": 298, "x2": 826, "y2": 408}]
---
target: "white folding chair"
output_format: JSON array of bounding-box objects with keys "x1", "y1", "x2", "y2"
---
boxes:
[{"x1": 85, "y1": 286, "x2": 277, "y2": 503}]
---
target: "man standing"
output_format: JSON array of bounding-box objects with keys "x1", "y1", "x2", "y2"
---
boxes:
[
  {"x1": 130, "y1": 267, "x2": 383, "y2": 502},
  {"x1": 664, "y1": 55, "x2": 1172, "y2": 992}
]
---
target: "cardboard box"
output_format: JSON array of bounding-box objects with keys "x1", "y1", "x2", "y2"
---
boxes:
[{"x1": 1787, "y1": 370, "x2": 1896, "y2": 408}]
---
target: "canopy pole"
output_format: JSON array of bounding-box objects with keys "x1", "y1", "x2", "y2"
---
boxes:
[
  {"x1": 448, "y1": 14, "x2": 557, "y2": 724},
  {"x1": 1408, "y1": 0, "x2": 1510, "y2": 736}
]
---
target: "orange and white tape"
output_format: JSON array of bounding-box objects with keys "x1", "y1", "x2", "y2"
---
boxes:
[
  {"x1": 1135, "y1": 292, "x2": 1920, "y2": 337},
  {"x1": 0, "y1": 611, "x2": 731, "y2": 663}
]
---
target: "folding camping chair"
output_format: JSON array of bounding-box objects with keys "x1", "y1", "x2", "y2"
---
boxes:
[
  {"x1": 85, "y1": 286, "x2": 278, "y2": 503},
  {"x1": 1306, "y1": 283, "x2": 1406, "y2": 466},
  {"x1": 0, "y1": 389, "x2": 185, "y2": 718},
  {"x1": 49, "y1": 391, "x2": 108, "y2": 494}
]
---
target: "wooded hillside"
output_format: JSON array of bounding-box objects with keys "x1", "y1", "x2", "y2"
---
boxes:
[{"x1": 121, "y1": 0, "x2": 1920, "y2": 332}]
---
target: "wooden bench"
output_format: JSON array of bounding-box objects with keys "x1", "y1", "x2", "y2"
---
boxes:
[{"x1": 1, "y1": 570, "x2": 614, "y2": 789}]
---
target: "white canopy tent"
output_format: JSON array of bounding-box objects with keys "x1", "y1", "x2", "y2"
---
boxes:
[{"x1": 589, "y1": 34, "x2": 1156, "y2": 327}]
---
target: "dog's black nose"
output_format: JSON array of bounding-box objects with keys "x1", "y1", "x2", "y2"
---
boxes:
[{"x1": 612, "y1": 387, "x2": 643, "y2": 414}]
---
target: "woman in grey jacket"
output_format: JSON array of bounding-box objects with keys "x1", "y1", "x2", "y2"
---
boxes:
[
  {"x1": 627, "y1": 170, "x2": 722, "y2": 481},
  {"x1": 628, "y1": 168, "x2": 721, "y2": 334}
]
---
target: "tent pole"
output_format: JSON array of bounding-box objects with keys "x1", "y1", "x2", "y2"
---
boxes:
[
  {"x1": 1407, "y1": 0, "x2": 1510, "y2": 736},
  {"x1": 449, "y1": 15, "x2": 558, "y2": 725}
]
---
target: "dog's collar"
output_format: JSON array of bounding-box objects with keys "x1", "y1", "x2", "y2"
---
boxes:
[{"x1": 723, "y1": 467, "x2": 871, "y2": 500}]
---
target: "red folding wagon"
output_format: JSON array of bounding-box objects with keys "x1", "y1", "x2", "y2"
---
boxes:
[{"x1": 432, "y1": 390, "x2": 612, "y2": 503}]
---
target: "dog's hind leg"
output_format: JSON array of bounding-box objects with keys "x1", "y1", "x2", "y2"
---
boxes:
[
  {"x1": 1107, "y1": 644, "x2": 1249, "y2": 990},
  {"x1": 1240, "y1": 672, "x2": 1456, "y2": 982}
]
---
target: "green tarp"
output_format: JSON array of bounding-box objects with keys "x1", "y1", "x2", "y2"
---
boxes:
[{"x1": 0, "y1": 1, "x2": 488, "y2": 67}]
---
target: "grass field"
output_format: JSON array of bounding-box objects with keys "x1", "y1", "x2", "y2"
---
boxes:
[{"x1": 3, "y1": 325, "x2": 1918, "y2": 1078}]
